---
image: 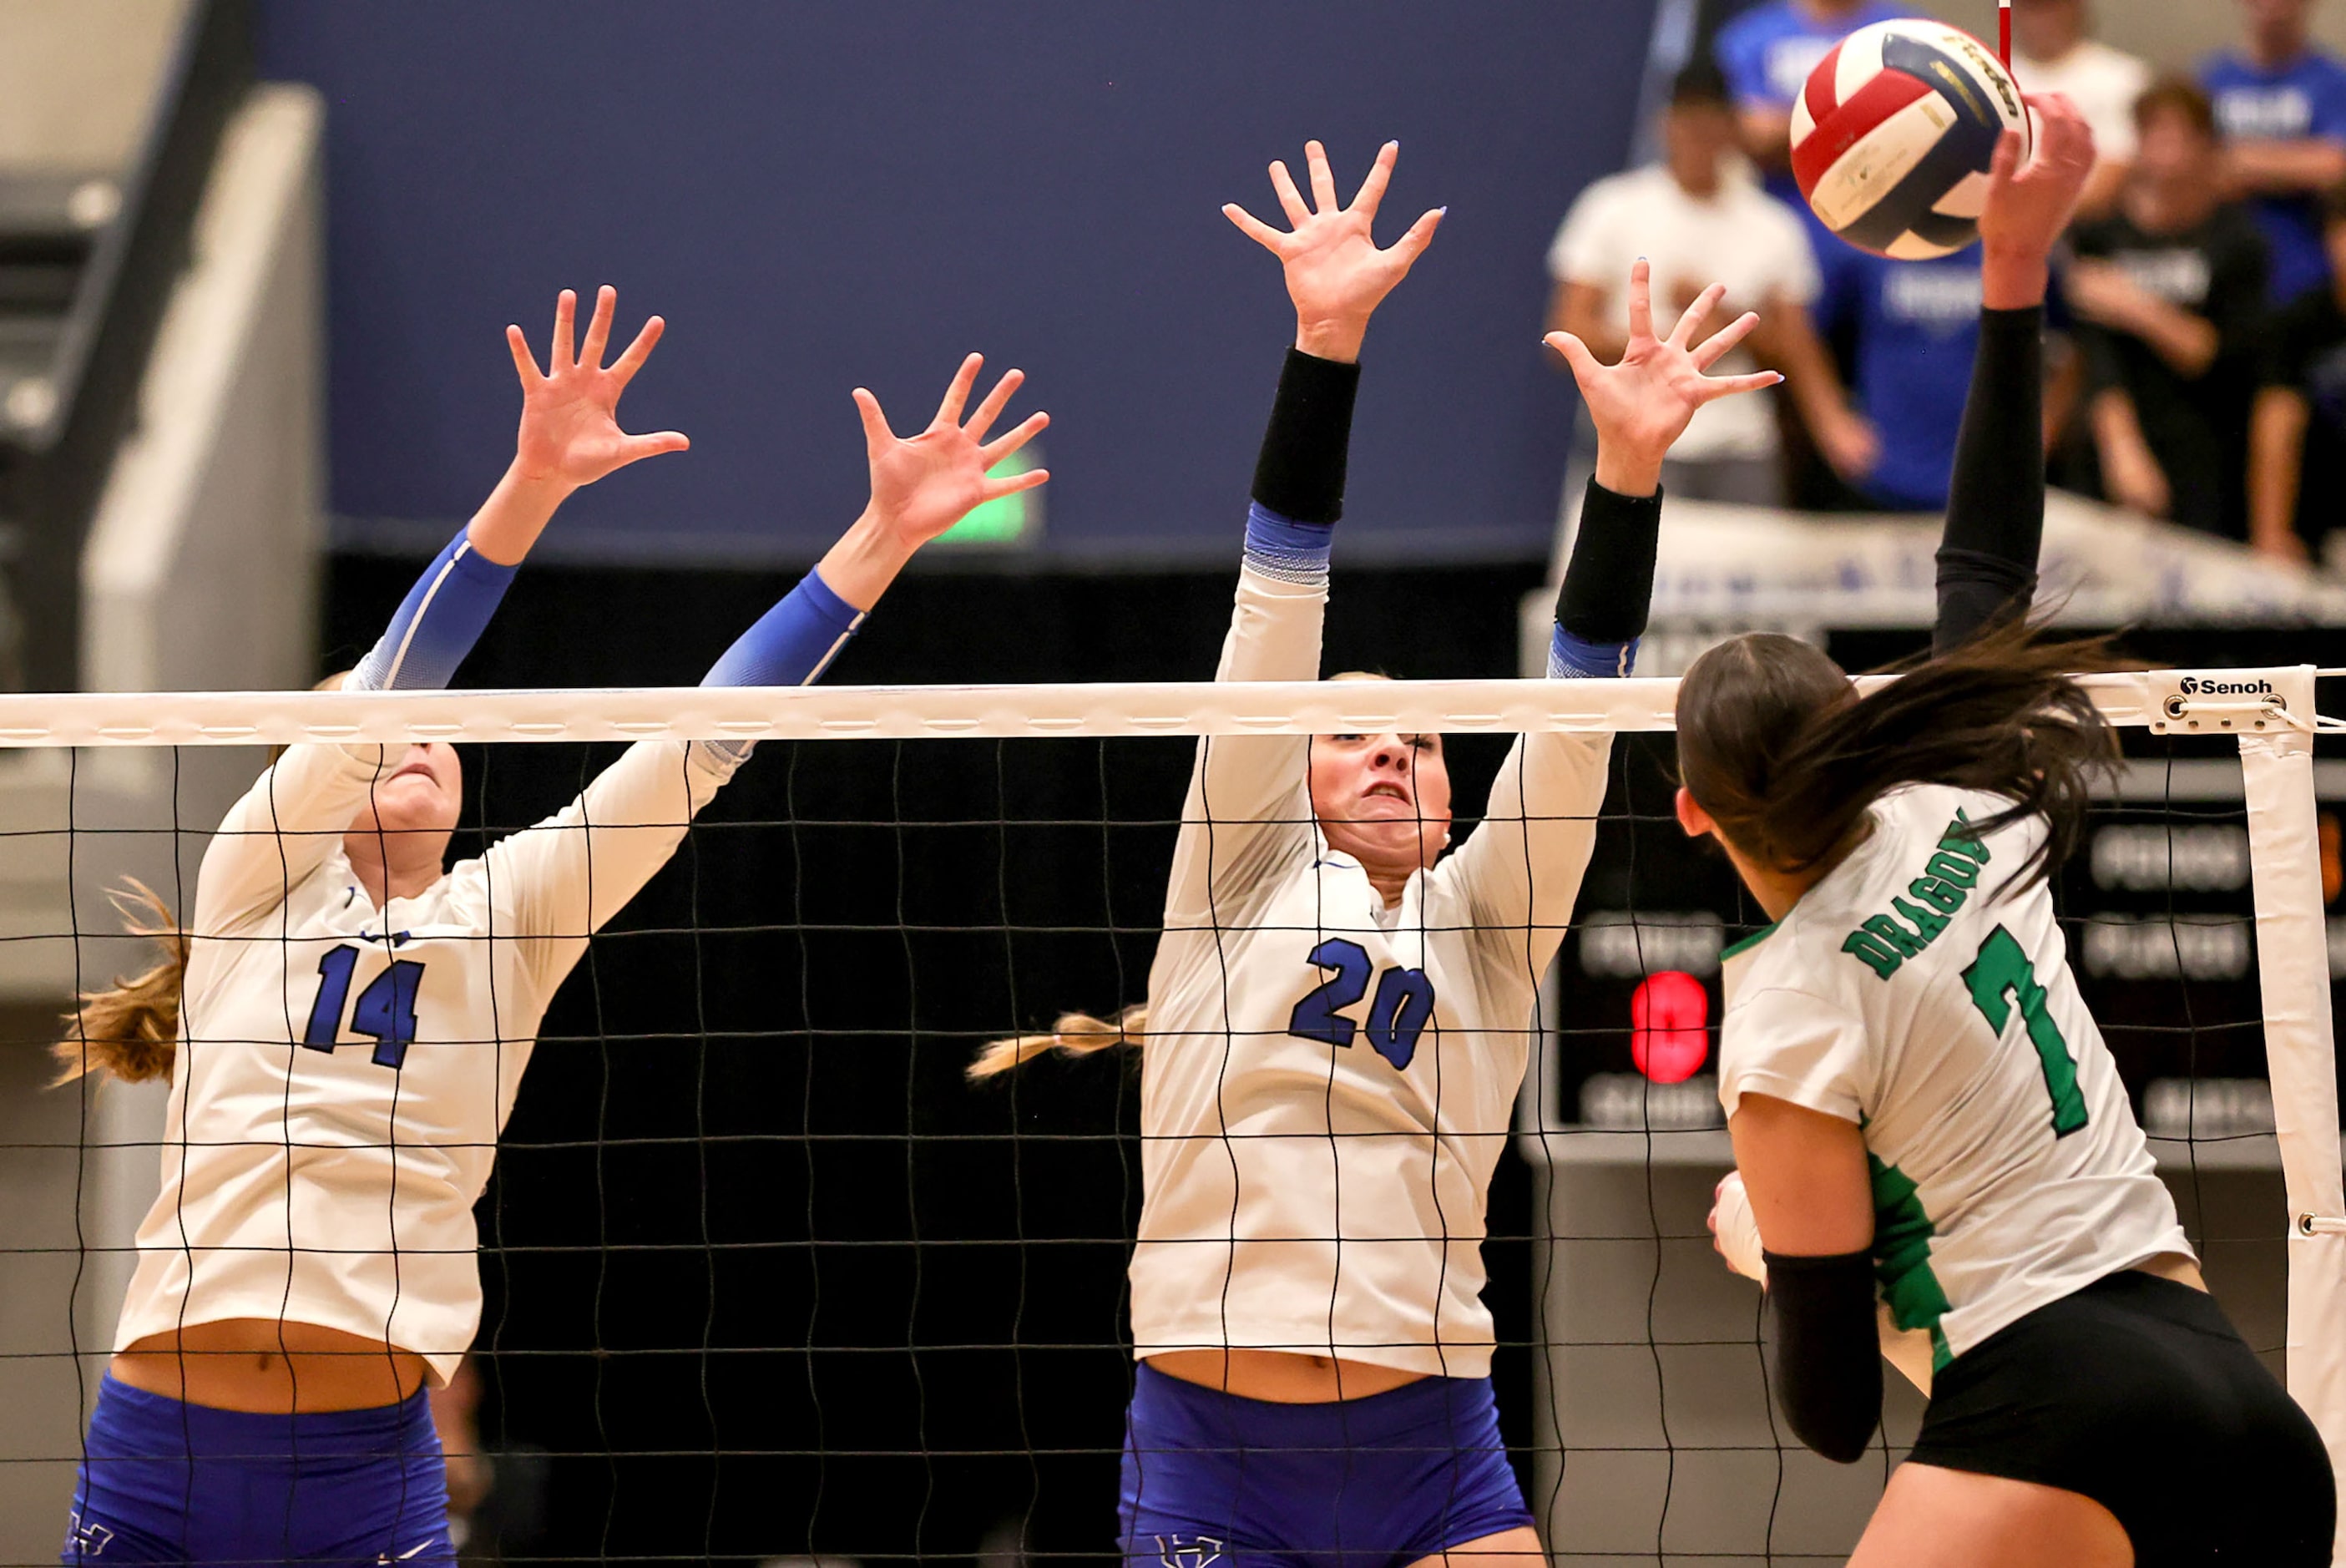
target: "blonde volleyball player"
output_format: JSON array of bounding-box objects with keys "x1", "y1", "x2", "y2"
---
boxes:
[
  {"x1": 55, "y1": 286, "x2": 1048, "y2": 1567},
  {"x1": 972, "y1": 141, "x2": 1780, "y2": 1568},
  {"x1": 1691, "y1": 98, "x2": 2334, "y2": 1565}
]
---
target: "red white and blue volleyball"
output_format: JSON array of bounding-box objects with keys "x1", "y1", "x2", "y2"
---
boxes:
[{"x1": 1792, "y1": 18, "x2": 2030, "y2": 260}]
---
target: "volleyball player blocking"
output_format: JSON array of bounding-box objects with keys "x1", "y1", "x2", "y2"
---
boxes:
[
  {"x1": 978, "y1": 139, "x2": 1781, "y2": 1567},
  {"x1": 54, "y1": 288, "x2": 1047, "y2": 1566},
  {"x1": 1695, "y1": 95, "x2": 2335, "y2": 1565}
]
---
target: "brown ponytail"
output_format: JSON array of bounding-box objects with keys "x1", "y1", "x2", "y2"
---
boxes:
[
  {"x1": 968, "y1": 1004, "x2": 1148, "y2": 1081},
  {"x1": 53, "y1": 880, "x2": 188, "y2": 1086},
  {"x1": 1676, "y1": 621, "x2": 2121, "y2": 888}
]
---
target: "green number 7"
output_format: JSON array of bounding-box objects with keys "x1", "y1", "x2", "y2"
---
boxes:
[{"x1": 1962, "y1": 924, "x2": 2090, "y2": 1138}]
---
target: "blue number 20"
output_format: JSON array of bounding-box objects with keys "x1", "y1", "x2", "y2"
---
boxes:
[
  {"x1": 301, "y1": 946, "x2": 426, "y2": 1071},
  {"x1": 1286, "y1": 939, "x2": 1437, "y2": 1071}
]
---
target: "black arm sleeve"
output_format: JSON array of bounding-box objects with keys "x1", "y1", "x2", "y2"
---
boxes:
[
  {"x1": 1763, "y1": 1248, "x2": 1884, "y2": 1464},
  {"x1": 1251, "y1": 348, "x2": 1363, "y2": 524},
  {"x1": 1934, "y1": 305, "x2": 2045, "y2": 656},
  {"x1": 1553, "y1": 478, "x2": 1666, "y2": 645}
]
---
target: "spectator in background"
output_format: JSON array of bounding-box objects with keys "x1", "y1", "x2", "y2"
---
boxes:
[
  {"x1": 1714, "y1": 0, "x2": 1901, "y2": 205},
  {"x1": 2202, "y1": 0, "x2": 2346, "y2": 304},
  {"x1": 2248, "y1": 182, "x2": 2346, "y2": 564},
  {"x1": 1811, "y1": 245, "x2": 1984, "y2": 512},
  {"x1": 2067, "y1": 81, "x2": 2269, "y2": 539},
  {"x1": 1548, "y1": 63, "x2": 1874, "y2": 503},
  {"x1": 2010, "y1": 0, "x2": 2151, "y2": 220}
]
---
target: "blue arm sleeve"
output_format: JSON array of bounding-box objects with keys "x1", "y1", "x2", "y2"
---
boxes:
[
  {"x1": 689, "y1": 566, "x2": 867, "y2": 774},
  {"x1": 700, "y1": 567, "x2": 866, "y2": 689},
  {"x1": 348, "y1": 529, "x2": 518, "y2": 692},
  {"x1": 1242, "y1": 503, "x2": 1334, "y2": 587}
]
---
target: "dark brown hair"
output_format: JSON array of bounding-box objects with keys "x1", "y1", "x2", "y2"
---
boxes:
[
  {"x1": 2134, "y1": 77, "x2": 2219, "y2": 142},
  {"x1": 1675, "y1": 623, "x2": 2121, "y2": 888}
]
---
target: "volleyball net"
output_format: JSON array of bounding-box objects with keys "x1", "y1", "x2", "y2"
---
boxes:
[{"x1": 3, "y1": 669, "x2": 2338, "y2": 1565}]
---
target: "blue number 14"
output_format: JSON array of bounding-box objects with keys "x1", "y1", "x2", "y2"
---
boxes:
[{"x1": 301, "y1": 946, "x2": 426, "y2": 1071}]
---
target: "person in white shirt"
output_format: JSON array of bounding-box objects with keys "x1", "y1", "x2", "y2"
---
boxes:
[
  {"x1": 2010, "y1": 0, "x2": 2152, "y2": 220},
  {"x1": 1549, "y1": 62, "x2": 1876, "y2": 503},
  {"x1": 1683, "y1": 99, "x2": 2333, "y2": 1566},
  {"x1": 54, "y1": 288, "x2": 1049, "y2": 1568},
  {"x1": 972, "y1": 139, "x2": 1782, "y2": 1568}
]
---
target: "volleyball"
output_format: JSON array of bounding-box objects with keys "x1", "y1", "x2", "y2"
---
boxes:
[{"x1": 1791, "y1": 18, "x2": 2030, "y2": 260}]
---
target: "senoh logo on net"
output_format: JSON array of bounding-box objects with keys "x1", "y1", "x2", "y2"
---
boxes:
[{"x1": 2178, "y1": 676, "x2": 2279, "y2": 698}]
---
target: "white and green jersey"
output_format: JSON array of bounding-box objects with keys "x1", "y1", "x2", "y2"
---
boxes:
[{"x1": 1717, "y1": 783, "x2": 2191, "y2": 1372}]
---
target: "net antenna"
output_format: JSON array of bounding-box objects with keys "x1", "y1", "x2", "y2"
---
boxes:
[{"x1": 1999, "y1": 0, "x2": 2012, "y2": 68}]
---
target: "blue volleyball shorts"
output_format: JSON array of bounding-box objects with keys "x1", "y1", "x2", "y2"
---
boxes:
[
  {"x1": 62, "y1": 1373, "x2": 453, "y2": 1565},
  {"x1": 1118, "y1": 1363, "x2": 1535, "y2": 1568}
]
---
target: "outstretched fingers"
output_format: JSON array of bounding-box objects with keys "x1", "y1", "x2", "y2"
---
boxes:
[
  {"x1": 579, "y1": 286, "x2": 618, "y2": 370},
  {"x1": 852, "y1": 387, "x2": 897, "y2": 455},
  {"x1": 1268, "y1": 159, "x2": 1310, "y2": 226},
  {"x1": 619, "y1": 429, "x2": 691, "y2": 463},
  {"x1": 549, "y1": 289, "x2": 578, "y2": 372},
  {"x1": 1542, "y1": 329, "x2": 1602, "y2": 392},
  {"x1": 1349, "y1": 140, "x2": 1398, "y2": 216},
  {"x1": 1669, "y1": 283, "x2": 1726, "y2": 351},
  {"x1": 1390, "y1": 206, "x2": 1444, "y2": 267},
  {"x1": 1696, "y1": 367, "x2": 1786, "y2": 405},
  {"x1": 979, "y1": 409, "x2": 1049, "y2": 468},
  {"x1": 505, "y1": 325, "x2": 545, "y2": 389},
  {"x1": 1691, "y1": 309, "x2": 1761, "y2": 371},
  {"x1": 933, "y1": 353, "x2": 983, "y2": 429},
  {"x1": 1625, "y1": 260, "x2": 1656, "y2": 346},
  {"x1": 963, "y1": 367, "x2": 1026, "y2": 444},
  {"x1": 1224, "y1": 201, "x2": 1288, "y2": 250},
  {"x1": 1303, "y1": 139, "x2": 1339, "y2": 213},
  {"x1": 609, "y1": 315, "x2": 666, "y2": 391},
  {"x1": 981, "y1": 466, "x2": 1050, "y2": 501}
]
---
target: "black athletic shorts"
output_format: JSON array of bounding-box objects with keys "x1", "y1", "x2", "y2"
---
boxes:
[{"x1": 1908, "y1": 1269, "x2": 2335, "y2": 1566}]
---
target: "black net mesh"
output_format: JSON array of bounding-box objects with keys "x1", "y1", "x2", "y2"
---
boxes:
[{"x1": 8, "y1": 712, "x2": 2336, "y2": 1565}]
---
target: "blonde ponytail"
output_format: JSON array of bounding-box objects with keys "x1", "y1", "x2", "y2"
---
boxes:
[
  {"x1": 968, "y1": 1004, "x2": 1149, "y2": 1080},
  {"x1": 53, "y1": 880, "x2": 187, "y2": 1086}
]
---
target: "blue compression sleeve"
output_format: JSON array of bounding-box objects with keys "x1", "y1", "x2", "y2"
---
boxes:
[
  {"x1": 700, "y1": 567, "x2": 866, "y2": 689},
  {"x1": 348, "y1": 529, "x2": 518, "y2": 692},
  {"x1": 1548, "y1": 624, "x2": 1640, "y2": 680},
  {"x1": 1243, "y1": 503, "x2": 1334, "y2": 588}
]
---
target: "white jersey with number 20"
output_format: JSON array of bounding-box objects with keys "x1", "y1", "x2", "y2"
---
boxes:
[
  {"x1": 1717, "y1": 783, "x2": 2191, "y2": 1373},
  {"x1": 1128, "y1": 564, "x2": 1614, "y2": 1379}
]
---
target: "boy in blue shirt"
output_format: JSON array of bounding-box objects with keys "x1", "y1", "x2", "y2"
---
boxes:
[
  {"x1": 2201, "y1": 0, "x2": 2346, "y2": 302},
  {"x1": 1813, "y1": 245, "x2": 1984, "y2": 510},
  {"x1": 1715, "y1": 0, "x2": 1902, "y2": 206}
]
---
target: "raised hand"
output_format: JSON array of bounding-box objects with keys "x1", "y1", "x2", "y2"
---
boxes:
[
  {"x1": 506, "y1": 286, "x2": 690, "y2": 490},
  {"x1": 1978, "y1": 93, "x2": 2097, "y2": 308},
  {"x1": 1544, "y1": 260, "x2": 1781, "y2": 495},
  {"x1": 855, "y1": 354, "x2": 1048, "y2": 549},
  {"x1": 1224, "y1": 139, "x2": 1443, "y2": 363}
]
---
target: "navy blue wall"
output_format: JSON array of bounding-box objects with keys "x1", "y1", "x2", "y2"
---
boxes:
[{"x1": 259, "y1": 3, "x2": 1657, "y2": 566}]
